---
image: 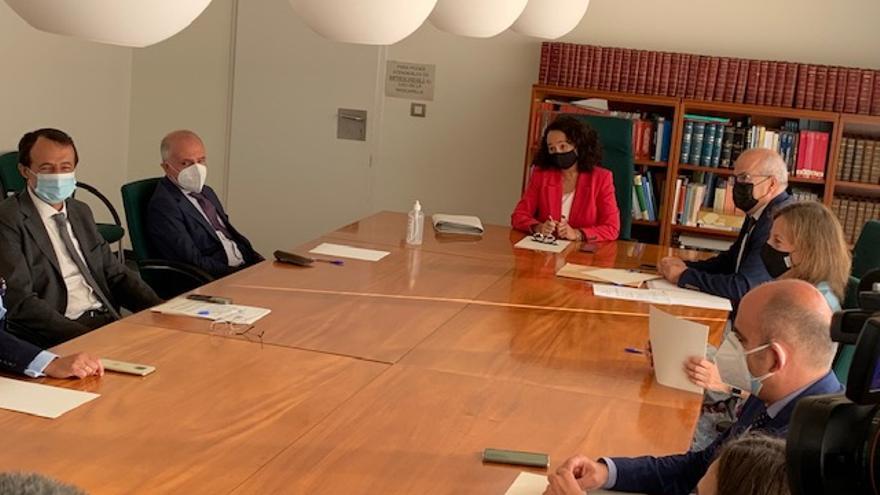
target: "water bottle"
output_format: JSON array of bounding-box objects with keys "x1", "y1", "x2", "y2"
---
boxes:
[{"x1": 406, "y1": 200, "x2": 424, "y2": 245}]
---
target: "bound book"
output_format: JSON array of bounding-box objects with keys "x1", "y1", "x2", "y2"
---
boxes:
[{"x1": 431, "y1": 214, "x2": 484, "y2": 236}]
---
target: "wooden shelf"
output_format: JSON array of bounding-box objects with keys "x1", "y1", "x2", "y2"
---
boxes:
[
  {"x1": 533, "y1": 85, "x2": 680, "y2": 108},
  {"x1": 672, "y1": 224, "x2": 740, "y2": 239},
  {"x1": 839, "y1": 114, "x2": 880, "y2": 126},
  {"x1": 632, "y1": 219, "x2": 660, "y2": 227},
  {"x1": 834, "y1": 181, "x2": 880, "y2": 196},
  {"x1": 634, "y1": 159, "x2": 668, "y2": 168},
  {"x1": 676, "y1": 164, "x2": 826, "y2": 185},
  {"x1": 681, "y1": 99, "x2": 839, "y2": 123}
]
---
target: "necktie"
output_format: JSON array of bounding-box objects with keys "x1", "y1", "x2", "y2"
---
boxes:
[
  {"x1": 189, "y1": 192, "x2": 233, "y2": 239},
  {"x1": 748, "y1": 410, "x2": 773, "y2": 432},
  {"x1": 735, "y1": 216, "x2": 756, "y2": 272},
  {"x1": 51, "y1": 213, "x2": 121, "y2": 320}
]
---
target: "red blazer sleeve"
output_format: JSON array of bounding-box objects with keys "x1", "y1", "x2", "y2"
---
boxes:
[
  {"x1": 580, "y1": 168, "x2": 620, "y2": 242},
  {"x1": 511, "y1": 167, "x2": 543, "y2": 233}
]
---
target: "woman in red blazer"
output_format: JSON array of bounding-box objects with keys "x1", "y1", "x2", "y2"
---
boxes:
[{"x1": 511, "y1": 116, "x2": 620, "y2": 242}]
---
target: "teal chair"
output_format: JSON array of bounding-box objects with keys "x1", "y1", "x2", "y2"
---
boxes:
[
  {"x1": 0, "y1": 151, "x2": 126, "y2": 260},
  {"x1": 571, "y1": 114, "x2": 634, "y2": 240},
  {"x1": 852, "y1": 220, "x2": 880, "y2": 279},
  {"x1": 121, "y1": 178, "x2": 213, "y2": 299}
]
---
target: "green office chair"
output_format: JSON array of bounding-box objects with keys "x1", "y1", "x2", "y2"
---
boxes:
[
  {"x1": 0, "y1": 151, "x2": 126, "y2": 260},
  {"x1": 121, "y1": 178, "x2": 213, "y2": 299},
  {"x1": 852, "y1": 220, "x2": 880, "y2": 279},
  {"x1": 571, "y1": 114, "x2": 635, "y2": 240},
  {"x1": 0, "y1": 151, "x2": 25, "y2": 198}
]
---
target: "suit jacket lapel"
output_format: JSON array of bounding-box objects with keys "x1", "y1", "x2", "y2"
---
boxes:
[
  {"x1": 569, "y1": 172, "x2": 591, "y2": 224},
  {"x1": 18, "y1": 192, "x2": 62, "y2": 277},
  {"x1": 544, "y1": 173, "x2": 563, "y2": 221},
  {"x1": 162, "y1": 180, "x2": 221, "y2": 242}
]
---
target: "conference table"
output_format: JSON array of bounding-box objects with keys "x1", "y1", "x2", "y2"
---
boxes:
[{"x1": 0, "y1": 211, "x2": 729, "y2": 494}]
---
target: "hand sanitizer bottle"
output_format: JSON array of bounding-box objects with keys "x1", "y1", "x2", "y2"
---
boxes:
[{"x1": 406, "y1": 200, "x2": 424, "y2": 245}]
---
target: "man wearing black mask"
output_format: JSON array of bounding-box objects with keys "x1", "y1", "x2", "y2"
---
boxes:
[{"x1": 658, "y1": 148, "x2": 790, "y2": 306}]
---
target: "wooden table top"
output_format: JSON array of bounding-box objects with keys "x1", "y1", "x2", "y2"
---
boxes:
[
  {"x1": 0, "y1": 322, "x2": 386, "y2": 494},
  {"x1": 1, "y1": 211, "x2": 730, "y2": 494}
]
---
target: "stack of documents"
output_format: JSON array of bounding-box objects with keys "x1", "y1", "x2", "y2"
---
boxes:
[
  {"x1": 431, "y1": 214, "x2": 484, "y2": 236},
  {"x1": 309, "y1": 242, "x2": 390, "y2": 262},
  {"x1": 504, "y1": 472, "x2": 642, "y2": 495},
  {"x1": 592, "y1": 283, "x2": 732, "y2": 311},
  {"x1": 152, "y1": 299, "x2": 271, "y2": 324},
  {"x1": 0, "y1": 377, "x2": 99, "y2": 419},
  {"x1": 648, "y1": 306, "x2": 708, "y2": 394},
  {"x1": 557, "y1": 263, "x2": 661, "y2": 287}
]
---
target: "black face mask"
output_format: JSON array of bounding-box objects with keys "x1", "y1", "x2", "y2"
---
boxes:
[
  {"x1": 551, "y1": 150, "x2": 578, "y2": 170},
  {"x1": 761, "y1": 243, "x2": 794, "y2": 278},
  {"x1": 732, "y1": 181, "x2": 759, "y2": 213}
]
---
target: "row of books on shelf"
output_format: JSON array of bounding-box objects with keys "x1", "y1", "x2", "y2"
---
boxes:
[
  {"x1": 831, "y1": 196, "x2": 880, "y2": 245},
  {"x1": 679, "y1": 115, "x2": 830, "y2": 178},
  {"x1": 669, "y1": 172, "x2": 821, "y2": 230},
  {"x1": 630, "y1": 172, "x2": 661, "y2": 221},
  {"x1": 538, "y1": 42, "x2": 880, "y2": 115},
  {"x1": 529, "y1": 100, "x2": 673, "y2": 162},
  {"x1": 837, "y1": 136, "x2": 880, "y2": 184}
]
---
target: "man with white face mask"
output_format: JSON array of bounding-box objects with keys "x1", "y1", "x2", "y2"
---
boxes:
[
  {"x1": 146, "y1": 130, "x2": 263, "y2": 278},
  {"x1": 0, "y1": 128, "x2": 161, "y2": 348},
  {"x1": 544, "y1": 279, "x2": 841, "y2": 495}
]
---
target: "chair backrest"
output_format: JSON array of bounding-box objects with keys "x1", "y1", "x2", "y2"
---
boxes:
[
  {"x1": 121, "y1": 178, "x2": 161, "y2": 262},
  {"x1": 0, "y1": 151, "x2": 25, "y2": 198},
  {"x1": 852, "y1": 220, "x2": 880, "y2": 279},
  {"x1": 570, "y1": 114, "x2": 634, "y2": 240},
  {"x1": 137, "y1": 260, "x2": 213, "y2": 300}
]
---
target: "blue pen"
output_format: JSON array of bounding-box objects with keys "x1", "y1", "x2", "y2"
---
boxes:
[
  {"x1": 624, "y1": 347, "x2": 646, "y2": 355},
  {"x1": 197, "y1": 310, "x2": 211, "y2": 316}
]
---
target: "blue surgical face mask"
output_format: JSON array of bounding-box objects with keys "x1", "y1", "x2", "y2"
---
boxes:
[
  {"x1": 743, "y1": 342, "x2": 776, "y2": 396},
  {"x1": 29, "y1": 170, "x2": 77, "y2": 205}
]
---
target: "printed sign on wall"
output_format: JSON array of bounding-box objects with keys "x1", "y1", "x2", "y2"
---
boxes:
[{"x1": 386, "y1": 60, "x2": 435, "y2": 101}]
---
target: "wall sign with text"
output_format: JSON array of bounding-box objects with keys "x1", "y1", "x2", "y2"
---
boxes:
[{"x1": 386, "y1": 60, "x2": 435, "y2": 101}]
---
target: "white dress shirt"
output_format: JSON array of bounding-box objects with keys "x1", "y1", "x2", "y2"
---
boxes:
[
  {"x1": 28, "y1": 188, "x2": 102, "y2": 319},
  {"x1": 176, "y1": 184, "x2": 245, "y2": 267},
  {"x1": 561, "y1": 191, "x2": 575, "y2": 220}
]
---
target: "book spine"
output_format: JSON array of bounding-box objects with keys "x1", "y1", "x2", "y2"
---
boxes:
[
  {"x1": 845, "y1": 68, "x2": 861, "y2": 113},
  {"x1": 853, "y1": 138, "x2": 866, "y2": 183},
  {"x1": 720, "y1": 126, "x2": 735, "y2": 168},
  {"x1": 757, "y1": 60, "x2": 770, "y2": 106},
  {"x1": 696, "y1": 56, "x2": 710, "y2": 100},
  {"x1": 634, "y1": 175, "x2": 649, "y2": 220},
  {"x1": 637, "y1": 50, "x2": 649, "y2": 94},
  {"x1": 691, "y1": 122, "x2": 706, "y2": 165},
  {"x1": 871, "y1": 140, "x2": 880, "y2": 183},
  {"x1": 715, "y1": 58, "x2": 729, "y2": 101},
  {"x1": 835, "y1": 66, "x2": 848, "y2": 112},
  {"x1": 679, "y1": 54, "x2": 692, "y2": 98},
  {"x1": 813, "y1": 65, "x2": 828, "y2": 110},
  {"x1": 620, "y1": 48, "x2": 633, "y2": 93},
  {"x1": 813, "y1": 132, "x2": 829, "y2": 179},
  {"x1": 862, "y1": 140, "x2": 876, "y2": 183},
  {"x1": 707, "y1": 56, "x2": 721, "y2": 101},
  {"x1": 643, "y1": 172, "x2": 656, "y2": 221},
  {"x1": 671, "y1": 178, "x2": 682, "y2": 225},
  {"x1": 681, "y1": 121, "x2": 694, "y2": 164},
  {"x1": 660, "y1": 52, "x2": 672, "y2": 96},
  {"x1": 610, "y1": 47, "x2": 623, "y2": 92},
  {"x1": 873, "y1": 70, "x2": 880, "y2": 115},
  {"x1": 858, "y1": 69, "x2": 875, "y2": 115},
  {"x1": 661, "y1": 120, "x2": 673, "y2": 162},
  {"x1": 549, "y1": 42, "x2": 562, "y2": 86},
  {"x1": 794, "y1": 64, "x2": 808, "y2": 108},
  {"x1": 686, "y1": 54, "x2": 699, "y2": 99},
  {"x1": 825, "y1": 66, "x2": 838, "y2": 112},
  {"x1": 712, "y1": 124, "x2": 724, "y2": 167},
  {"x1": 669, "y1": 53, "x2": 681, "y2": 98},
  {"x1": 783, "y1": 62, "x2": 798, "y2": 108},
  {"x1": 745, "y1": 60, "x2": 760, "y2": 104},
  {"x1": 701, "y1": 124, "x2": 716, "y2": 167},
  {"x1": 843, "y1": 136, "x2": 857, "y2": 181},
  {"x1": 734, "y1": 59, "x2": 748, "y2": 103},
  {"x1": 647, "y1": 50, "x2": 659, "y2": 95},
  {"x1": 539, "y1": 42, "x2": 551, "y2": 84}
]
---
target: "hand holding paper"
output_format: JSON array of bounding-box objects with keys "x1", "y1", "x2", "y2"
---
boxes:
[{"x1": 648, "y1": 306, "x2": 709, "y2": 394}]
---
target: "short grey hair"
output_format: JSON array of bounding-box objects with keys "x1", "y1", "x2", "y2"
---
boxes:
[
  {"x1": 159, "y1": 130, "x2": 202, "y2": 162},
  {"x1": 0, "y1": 472, "x2": 87, "y2": 495}
]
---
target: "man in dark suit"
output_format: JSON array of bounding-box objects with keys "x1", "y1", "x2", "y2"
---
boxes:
[
  {"x1": 0, "y1": 128, "x2": 161, "y2": 348},
  {"x1": 658, "y1": 148, "x2": 791, "y2": 306},
  {"x1": 544, "y1": 280, "x2": 842, "y2": 495},
  {"x1": 146, "y1": 130, "x2": 262, "y2": 278}
]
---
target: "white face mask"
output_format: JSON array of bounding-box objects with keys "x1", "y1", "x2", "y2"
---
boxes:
[{"x1": 175, "y1": 163, "x2": 207, "y2": 193}]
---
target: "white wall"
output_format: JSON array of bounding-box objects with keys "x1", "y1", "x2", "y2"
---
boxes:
[
  {"x1": 225, "y1": 0, "x2": 381, "y2": 253},
  {"x1": 0, "y1": 2, "x2": 132, "y2": 224},
  {"x1": 127, "y1": 0, "x2": 236, "y2": 199}
]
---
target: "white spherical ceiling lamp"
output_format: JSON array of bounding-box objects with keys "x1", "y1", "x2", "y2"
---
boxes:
[
  {"x1": 3, "y1": 0, "x2": 213, "y2": 48},
  {"x1": 511, "y1": 0, "x2": 590, "y2": 39},
  {"x1": 289, "y1": 0, "x2": 438, "y2": 45},
  {"x1": 429, "y1": 0, "x2": 529, "y2": 38}
]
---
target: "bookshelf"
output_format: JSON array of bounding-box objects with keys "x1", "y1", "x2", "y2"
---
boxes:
[
  {"x1": 525, "y1": 85, "x2": 680, "y2": 245},
  {"x1": 524, "y1": 84, "x2": 880, "y2": 248},
  {"x1": 830, "y1": 113, "x2": 880, "y2": 245}
]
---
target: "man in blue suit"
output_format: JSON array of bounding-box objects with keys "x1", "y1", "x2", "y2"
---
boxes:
[
  {"x1": 544, "y1": 279, "x2": 842, "y2": 495},
  {"x1": 1, "y1": 280, "x2": 103, "y2": 378},
  {"x1": 658, "y1": 148, "x2": 791, "y2": 307},
  {"x1": 146, "y1": 130, "x2": 263, "y2": 278}
]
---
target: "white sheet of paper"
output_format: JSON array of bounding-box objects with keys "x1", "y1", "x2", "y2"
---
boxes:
[
  {"x1": 592, "y1": 284, "x2": 672, "y2": 305},
  {"x1": 649, "y1": 306, "x2": 708, "y2": 394},
  {"x1": 513, "y1": 237, "x2": 571, "y2": 254},
  {"x1": 151, "y1": 299, "x2": 271, "y2": 324},
  {"x1": 309, "y1": 242, "x2": 390, "y2": 262},
  {"x1": 592, "y1": 284, "x2": 732, "y2": 311},
  {"x1": 646, "y1": 279, "x2": 687, "y2": 292},
  {"x1": 586, "y1": 268, "x2": 661, "y2": 285},
  {"x1": 0, "y1": 377, "x2": 99, "y2": 419},
  {"x1": 503, "y1": 472, "x2": 638, "y2": 495}
]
